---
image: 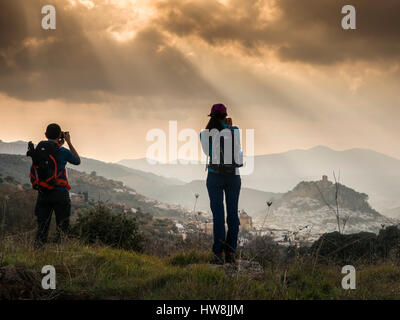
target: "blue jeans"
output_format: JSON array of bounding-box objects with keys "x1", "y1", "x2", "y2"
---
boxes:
[{"x1": 206, "y1": 172, "x2": 241, "y2": 254}]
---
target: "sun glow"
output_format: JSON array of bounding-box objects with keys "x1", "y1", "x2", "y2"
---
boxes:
[{"x1": 104, "y1": 0, "x2": 157, "y2": 42}]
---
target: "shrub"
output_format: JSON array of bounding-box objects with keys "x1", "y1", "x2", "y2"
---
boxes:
[
  {"x1": 310, "y1": 226, "x2": 400, "y2": 264},
  {"x1": 241, "y1": 235, "x2": 286, "y2": 268},
  {"x1": 71, "y1": 204, "x2": 144, "y2": 252},
  {"x1": 377, "y1": 226, "x2": 400, "y2": 259},
  {"x1": 310, "y1": 231, "x2": 377, "y2": 264},
  {"x1": 0, "y1": 190, "x2": 37, "y2": 234}
]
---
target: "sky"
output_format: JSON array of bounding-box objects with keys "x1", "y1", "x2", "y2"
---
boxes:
[{"x1": 0, "y1": 0, "x2": 399, "y2": 162}]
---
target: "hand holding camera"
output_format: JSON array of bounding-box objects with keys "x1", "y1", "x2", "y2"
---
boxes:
[
  {"x1": 63, "y1": 131, "x2": 71, "y2": 143},
  {"x1": 58, "y1": 131, "x2": 71, "y2": 146}
]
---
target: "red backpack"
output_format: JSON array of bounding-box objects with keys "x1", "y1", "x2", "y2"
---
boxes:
[{"x1": 27, "y1": 141, "x2": 70, "y2": 191}]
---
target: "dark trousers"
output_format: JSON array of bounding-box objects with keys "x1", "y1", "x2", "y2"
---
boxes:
[
  {"x1": 34, "y1": 189, "x2": 71, "y2": 246},
  {"x1": 206, "y1": 172, "x2": 241, "y2": 254}
]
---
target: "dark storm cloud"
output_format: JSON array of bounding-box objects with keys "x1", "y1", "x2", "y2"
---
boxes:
[
  {"x1": 0, "y1": 0, "x2": 220, "y2": 102},
  {"x1": 1, "y1": 0, "x2": 398, "y2": 104},
  {"x1": 0, "y1": 1, "x2": 27, "y2": 50},
  {"x1": 156, "y1": 0, "x2": 400, "y2": 64},
  {"x1": 0, "y1": 0, "x2": 111, "y2": 101}
]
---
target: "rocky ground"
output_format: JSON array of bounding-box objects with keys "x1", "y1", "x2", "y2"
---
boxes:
[{"x1": 0, "y1": 265, "x2": 55, "y2": 300}]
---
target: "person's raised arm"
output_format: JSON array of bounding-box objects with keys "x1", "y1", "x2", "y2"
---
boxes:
[{"x1": 64, "y1": 131, "x2": 81, "y2": 165}]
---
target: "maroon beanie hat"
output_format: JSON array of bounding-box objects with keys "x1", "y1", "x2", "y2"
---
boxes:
[{"x1": 208, "y1": 103, "x2": 227, "y2": 117}]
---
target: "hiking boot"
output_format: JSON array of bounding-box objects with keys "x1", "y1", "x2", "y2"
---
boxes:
[
  {"x1": 225, "y1": 251, "x2": 236, "y2": 264},
  {"x1": 210, "y1": 252, "x2": 225, "y2": 265}
]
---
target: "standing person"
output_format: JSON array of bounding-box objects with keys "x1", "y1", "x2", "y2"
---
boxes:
[
  {"x1": 30, "y1": 123, "x2": 81, "y2": 248},
  {"x1": 200, "y1": 104, "x2": 243, "y2": 264}
]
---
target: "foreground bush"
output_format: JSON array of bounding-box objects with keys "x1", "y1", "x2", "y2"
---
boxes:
[
  {"x1": 71, "y1": 204, "x2": 144, "y2": 252},
  {"x1": 241, "y1": 235, "x2": 286, "y2": 268},
  {"x1": 310, "y1": 226, "x2": 400, "y2": 264}
]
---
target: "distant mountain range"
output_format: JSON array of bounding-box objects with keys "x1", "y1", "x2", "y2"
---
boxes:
[
  {"x1": 2, "y1": 140, "x2": 400, "y2": 219},
  {"x1": 120, "y1": 146, "x2": 400, "y2": 217}
]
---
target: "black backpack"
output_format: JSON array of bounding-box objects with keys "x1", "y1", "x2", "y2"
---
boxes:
[
  {"x1": 207, "y1": 128, "x2": 243, "y2": 175},
  {"x1": 27, "y1": 140, "x2": 60, "y2": 191}
]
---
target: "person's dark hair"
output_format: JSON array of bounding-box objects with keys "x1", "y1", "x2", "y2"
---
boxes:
[
  {"x1": 45, "y1": 123, "x2": 62, "y2": 140},
  {"x1": 206, "y1": 111, "x2": 226, "y2": 131}
]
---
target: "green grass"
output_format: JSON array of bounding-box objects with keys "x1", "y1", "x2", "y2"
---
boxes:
[{"x1": 1, "y1": 239, "x2": 400, "y2": 300}]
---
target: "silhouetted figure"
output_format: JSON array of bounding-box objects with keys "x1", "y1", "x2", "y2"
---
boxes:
[
  {"x1": 200, "y1": 104, "x2": 243, "y2": 264},
  {"x1": 28, "y1": 123, "x2": 81, "y2": 247}
]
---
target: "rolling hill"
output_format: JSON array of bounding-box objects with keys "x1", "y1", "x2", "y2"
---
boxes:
[{"x1": 0, "y1": 153, "x2": 189, "y2": 220}]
